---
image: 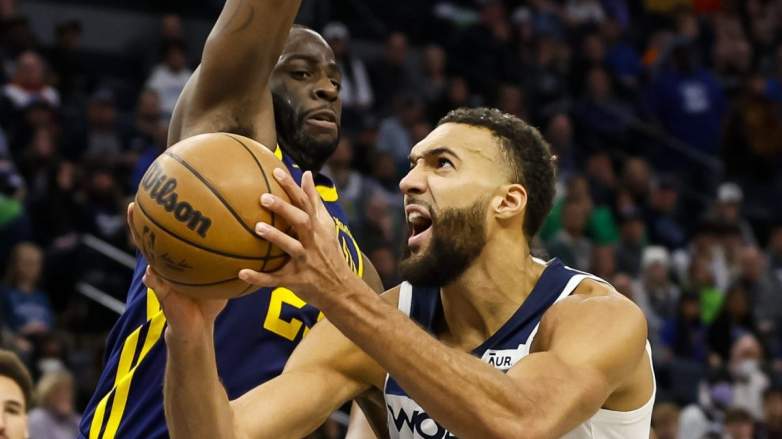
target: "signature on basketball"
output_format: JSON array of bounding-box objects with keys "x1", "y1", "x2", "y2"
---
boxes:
[{"x1": 140, "y1": 162, "x2": 213, "y2": 238}]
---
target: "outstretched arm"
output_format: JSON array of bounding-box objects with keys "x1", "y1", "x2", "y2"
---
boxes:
[{"x1": 168, "y1": 0, "x2": 302, "y2": 145}]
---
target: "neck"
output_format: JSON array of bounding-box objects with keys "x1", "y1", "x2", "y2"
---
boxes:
[{"x1": 439, "y1": 233, "x2": 544, "y2": 350}]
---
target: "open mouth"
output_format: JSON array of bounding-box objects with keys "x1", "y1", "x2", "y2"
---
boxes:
[{"x1": 406, "y1": 206, "x2": 433, "y2": 248}]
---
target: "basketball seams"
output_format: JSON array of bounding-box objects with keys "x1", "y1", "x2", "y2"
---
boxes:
[
  {"x1": 135, "y1": 197, "x2": 286, "y2": 262},
  {"x1": 223, "y1": 133, "x2": 277, "y2": 272},
  {"x1": 163, "y1": 151, "x2": 260, "y2": 238}
]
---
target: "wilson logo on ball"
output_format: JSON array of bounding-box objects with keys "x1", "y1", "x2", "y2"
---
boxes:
[{"x1": 140, "y1": 163, "x2": 213, "y2": 238}]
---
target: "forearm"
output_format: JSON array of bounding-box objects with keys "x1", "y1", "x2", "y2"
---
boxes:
[
  {"x1": 322, "y1": 280, "x2": 533, "y2": 438},
  {"x1": 164, "y1": 328, "x2": 237, "y2": 439}
]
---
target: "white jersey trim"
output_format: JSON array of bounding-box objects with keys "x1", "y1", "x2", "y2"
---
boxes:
[{"x1": 398, "y1": 282, "x2": 413, "y2": 317}]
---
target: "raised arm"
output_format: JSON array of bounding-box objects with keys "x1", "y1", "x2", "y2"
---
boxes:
[{"x1": 168, "y1": 0, "x2": 302, "y2": 145}]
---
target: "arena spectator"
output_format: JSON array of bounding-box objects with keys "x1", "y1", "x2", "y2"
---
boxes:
[
  {"x1": 2, "y1": 51, "x2": 59, "y2": 111},
  {"x1": 28, "y1": 371, "x2": 80, "y2": 439},
  {"x1": 369, "y1": 32, "x2": 416, "y2": 114},
  {"x1": 414, "y1": 44, "x2": 448, "y2": 105},
  {"x1": 728, "y1": 334, "x2": 769, "y2": 419},
  {"x1": 0, "y1": 350, "x2": 32, "y2": 439},
  {"x1": 722, "y1": 407, "x2": 756, "y2": 439},
  {"x1": 546, "y1": 196, "x2": 592, "y2": 270},
  {"x1": 651, "y1": 402, "x2": 680, "y2": 439},
  {"x1": 0, "y1": 242, "x2": 54, "y2": 337},
  {"x1": 759, "y1": 387, "x2": 782, "y2": 438},
  {"x1": 634, "y1": 246, "x2": 681, "y2": 346},
  {"x1": 616, "y1": 208, "x2": 646, "y2": 277},
  {"x1": 322, "y1": 22, "x2": 374, "y2": 117},
  {"x1": 661, "y1": 292, "x2": 709, "y2": 364},
  {"x1": 375, "y1": 93, "x2": 425, "y2": 176},
  {"x1": 145, "y1": 40, "x2": 192, "y2": 121},
  {"x1": 708, "y1": 283, "x2": 758, "y2": 363}
]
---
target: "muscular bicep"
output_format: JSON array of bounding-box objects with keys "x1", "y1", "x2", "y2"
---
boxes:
[
  {"x1": 230, "y1": 318, "x2": 385, "y2": 439},
  {"x1": 505, "y1": 294, "x2": 649, "y2": 437}
]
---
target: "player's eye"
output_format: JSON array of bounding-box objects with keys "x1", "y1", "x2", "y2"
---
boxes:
[
  {"x1": 291, "y1": 71, "x2": 311, "y2": 80},
  {"x1": 5, "y1": 406, "x2": 20, "y2": 415},
  {"x1": 437, "y1": 158, "x2": 454, "y2": 169}
]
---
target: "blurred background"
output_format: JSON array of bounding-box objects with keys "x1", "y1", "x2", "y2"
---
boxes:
[{"x1": 1, "y1": 0, "x2": 781, "y2": 438}]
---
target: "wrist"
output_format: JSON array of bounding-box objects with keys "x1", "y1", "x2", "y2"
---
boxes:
[{"x1": 164, "y1": 324, "x2": 214, "y2": 354}]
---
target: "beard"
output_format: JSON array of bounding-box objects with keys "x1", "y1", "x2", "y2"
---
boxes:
[
  {"x1": 399, "y1": 197, "x2": 489, "y2": 288},
  {"x1": 272, "y1": 92, "x2": 340, "y2": 171}
]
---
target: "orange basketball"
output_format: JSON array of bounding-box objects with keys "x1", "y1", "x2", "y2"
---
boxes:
[{"x1": 131, "y1": 133, "x2": 290, "y2": 299}]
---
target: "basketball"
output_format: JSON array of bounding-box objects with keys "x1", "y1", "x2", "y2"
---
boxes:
[{"x1": 131, "y1": 133, "x2": 290, "y2": 299}]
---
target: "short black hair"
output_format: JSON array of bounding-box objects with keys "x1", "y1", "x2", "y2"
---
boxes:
[
  {"x1": 438, "y1": 107, "x2": 556, "y2": 240},
  {"x1": 0, "y1": 350, "x2": 32, "y2": 410}
]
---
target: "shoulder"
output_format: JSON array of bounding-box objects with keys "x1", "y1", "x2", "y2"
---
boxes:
[{"x1": 536, "y1": 277, "x2": 647, "y2": 355}]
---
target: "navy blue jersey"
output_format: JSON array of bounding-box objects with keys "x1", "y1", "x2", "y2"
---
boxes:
[
  {"x1": 81, "y1": 145, "x2": 363, "y2": 439},
  {"x1": 384, "y1": 259, "x2": 603, "y2": 439}
]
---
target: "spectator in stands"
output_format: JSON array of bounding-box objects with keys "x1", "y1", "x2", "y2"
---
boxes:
[
  {"x1": 27, "y1": 160, "x2": 84, "y2": 248},
  {"x1": 322, "y1": 22, "x2": 373, "y2": 117},
  {"x1": 708, "y1": 283, "x2": 758, "y2": 363},
  {"x1": 616, "y1": 208, "x2": 646, "y2": 277},
  {"x1": 722, "y1": 407, "x2": 756, "y2": 439},
  {"x1": 648, "y1": 40, "x2": 725, "y2": 157},
  {"x1": 646, "y1": 176, "x2": 687, "y2": 250},
  {"x1": 369, "y1": 32, "x2": 416, "y2": 114},
  {"x1": 0, "y1": 159, "x2": 30, "y2": 266},
  {"x1": 2, "y1": 51, "x2": 59, "y2": 112},
  {"x1": 759, "y1": 387, "x2": 782, "y2": 439},
  {"x1": 621, "y1": 157, "x2": 652, "y2": 206},
  {"x1": 376, "y1": 93, "x2": 425, "y2": 176},
  {"x1": 79, "y1": 88, "x2": 123, "y2": 159},
  {"x1": 584, "y1": 151, "x2": 617, "y2": 207},
  {"x1": 541, "y1": 174, "x2": 618, "y2": 245},
  {"x1": 634, "y1": 246, "x2": 680, "y2": 345},
  {"x1": 128, "y1": 89, "x2": 166, "y2": 190},
  {"x1": 0, "y1": 350, "x2": 32, "y2": 439},
  {"x1": 602, "y1": 17, "x2": 642, "y2": 88},
  {"x1": 574, "y1": 66, "x2": 636, "y2": 152},
  {"x1": 770, "y1": 223, "x2": 782, "y2": 272},
  {"x1": 145, "y1": 40, "x2": 192, "y2": 121},
  {"x1": 28, "y1": 371, "x2": 80, "y2": 439},
  {"x1": 495, "y1": 83, "x2": 525, "y2": 119},
  {"x1": 0, "y1": 242, "x2": 54, "y2": 337},
  {"x1": 367, "y1": 246, "x2": 399, "y2": 289},
  {"x1": 547, "y1": 196, "x2": 592, "y2": 270},
  {"x1": 545, "y1": 113, "x2": 578, "y2": 177},
  {"x1": 80, "y1": 166, "x2": 126, "y2": 247},
  {"x1": 429, "y1": 76, "x2": 479, "y2": 125},
  {"x1": 661, "y1": 292, "x2": 708, "y2": 363},
  {"x1": 415, "y1": 44, "x2": 448, "y2": 105},
  {"x1": 46, "y1": 20, "x2": 85, "y2": 103},
  {"x1": 651, "y1": 402, "x2": 680, "y2": 439},
  {"x1": 590, "y1": 244, "x2": 616, "y2": 280},
  {"x1": 711, "y1": 183, "x2": 757, "y2": 246},
  {"x1": 739, "y1": 246, "x2": 781, "y2": 330},
  {"x1": 728, "y1": 334, "x2": 769, "y2": 419},
  {"x1": 564, "y1": 0, "x2": 605, "y2": 28}
]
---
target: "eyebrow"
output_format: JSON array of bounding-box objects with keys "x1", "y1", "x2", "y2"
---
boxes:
[
  {"x1": 408, "y1": 147, "x2": 459, "y2": 164},
  {"x1": 5, "y1": 400, "x2": 22, "y2": 410}
]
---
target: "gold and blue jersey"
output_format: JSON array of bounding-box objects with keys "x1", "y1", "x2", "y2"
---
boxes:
[{"x1": 80, "y1": 146, "x2": 363, "y2": 439}]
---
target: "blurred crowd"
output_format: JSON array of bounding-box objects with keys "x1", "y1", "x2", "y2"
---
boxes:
[{"x1": 0, "y1": 0, "x2": 781, "y2": 437}]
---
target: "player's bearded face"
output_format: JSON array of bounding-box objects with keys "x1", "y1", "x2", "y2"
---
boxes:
[
  {"x1": 272, "y1": 91, "x2": 340, "y2": 171},
  {"x1": 400, "y1": 196, "x2": 489, "y2": 287}
]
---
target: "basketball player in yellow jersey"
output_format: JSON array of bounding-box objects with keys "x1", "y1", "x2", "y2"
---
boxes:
[
  {"x1": 148, "y1": 107, "x2": 655, "y2": 439},
  {"x1": 81, "y1": 1, "x2": 385, "y2": 437}
]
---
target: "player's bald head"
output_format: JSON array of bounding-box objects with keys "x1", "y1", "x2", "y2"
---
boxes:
[{"x1": 280, "y1": 25, "x2": 335, "y2": 62}]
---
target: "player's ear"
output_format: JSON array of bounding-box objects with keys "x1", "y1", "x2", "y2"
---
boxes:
[{"x1": 494, "y1": 183, "x2": 527, "y2": 220}]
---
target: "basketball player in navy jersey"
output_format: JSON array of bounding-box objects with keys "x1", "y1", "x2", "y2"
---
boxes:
[
  {"x1": 150, "y1": 107, "x2": 656, "y2": 439},
  {"x1": 81, "y1": 1, "x2": 385, "y2": 437}
]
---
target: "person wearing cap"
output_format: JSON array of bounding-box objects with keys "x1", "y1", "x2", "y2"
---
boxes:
[
  {"x1": 632, "y1": 246, "x2": 681, "y2": 350},
  {"x1": 0, "y1": 350, "x2": 32, "y2": 439},
  {"x1": 714, "y1": 182, "x2": 757, "y2": 246}
]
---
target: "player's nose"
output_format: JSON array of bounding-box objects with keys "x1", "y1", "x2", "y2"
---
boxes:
[
  {"x1": 399, "y1": 164, "x2": 425, "y2": 195},
  {"x1": 313, "y1": 77, "x2": 339, "y2": 102}
]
